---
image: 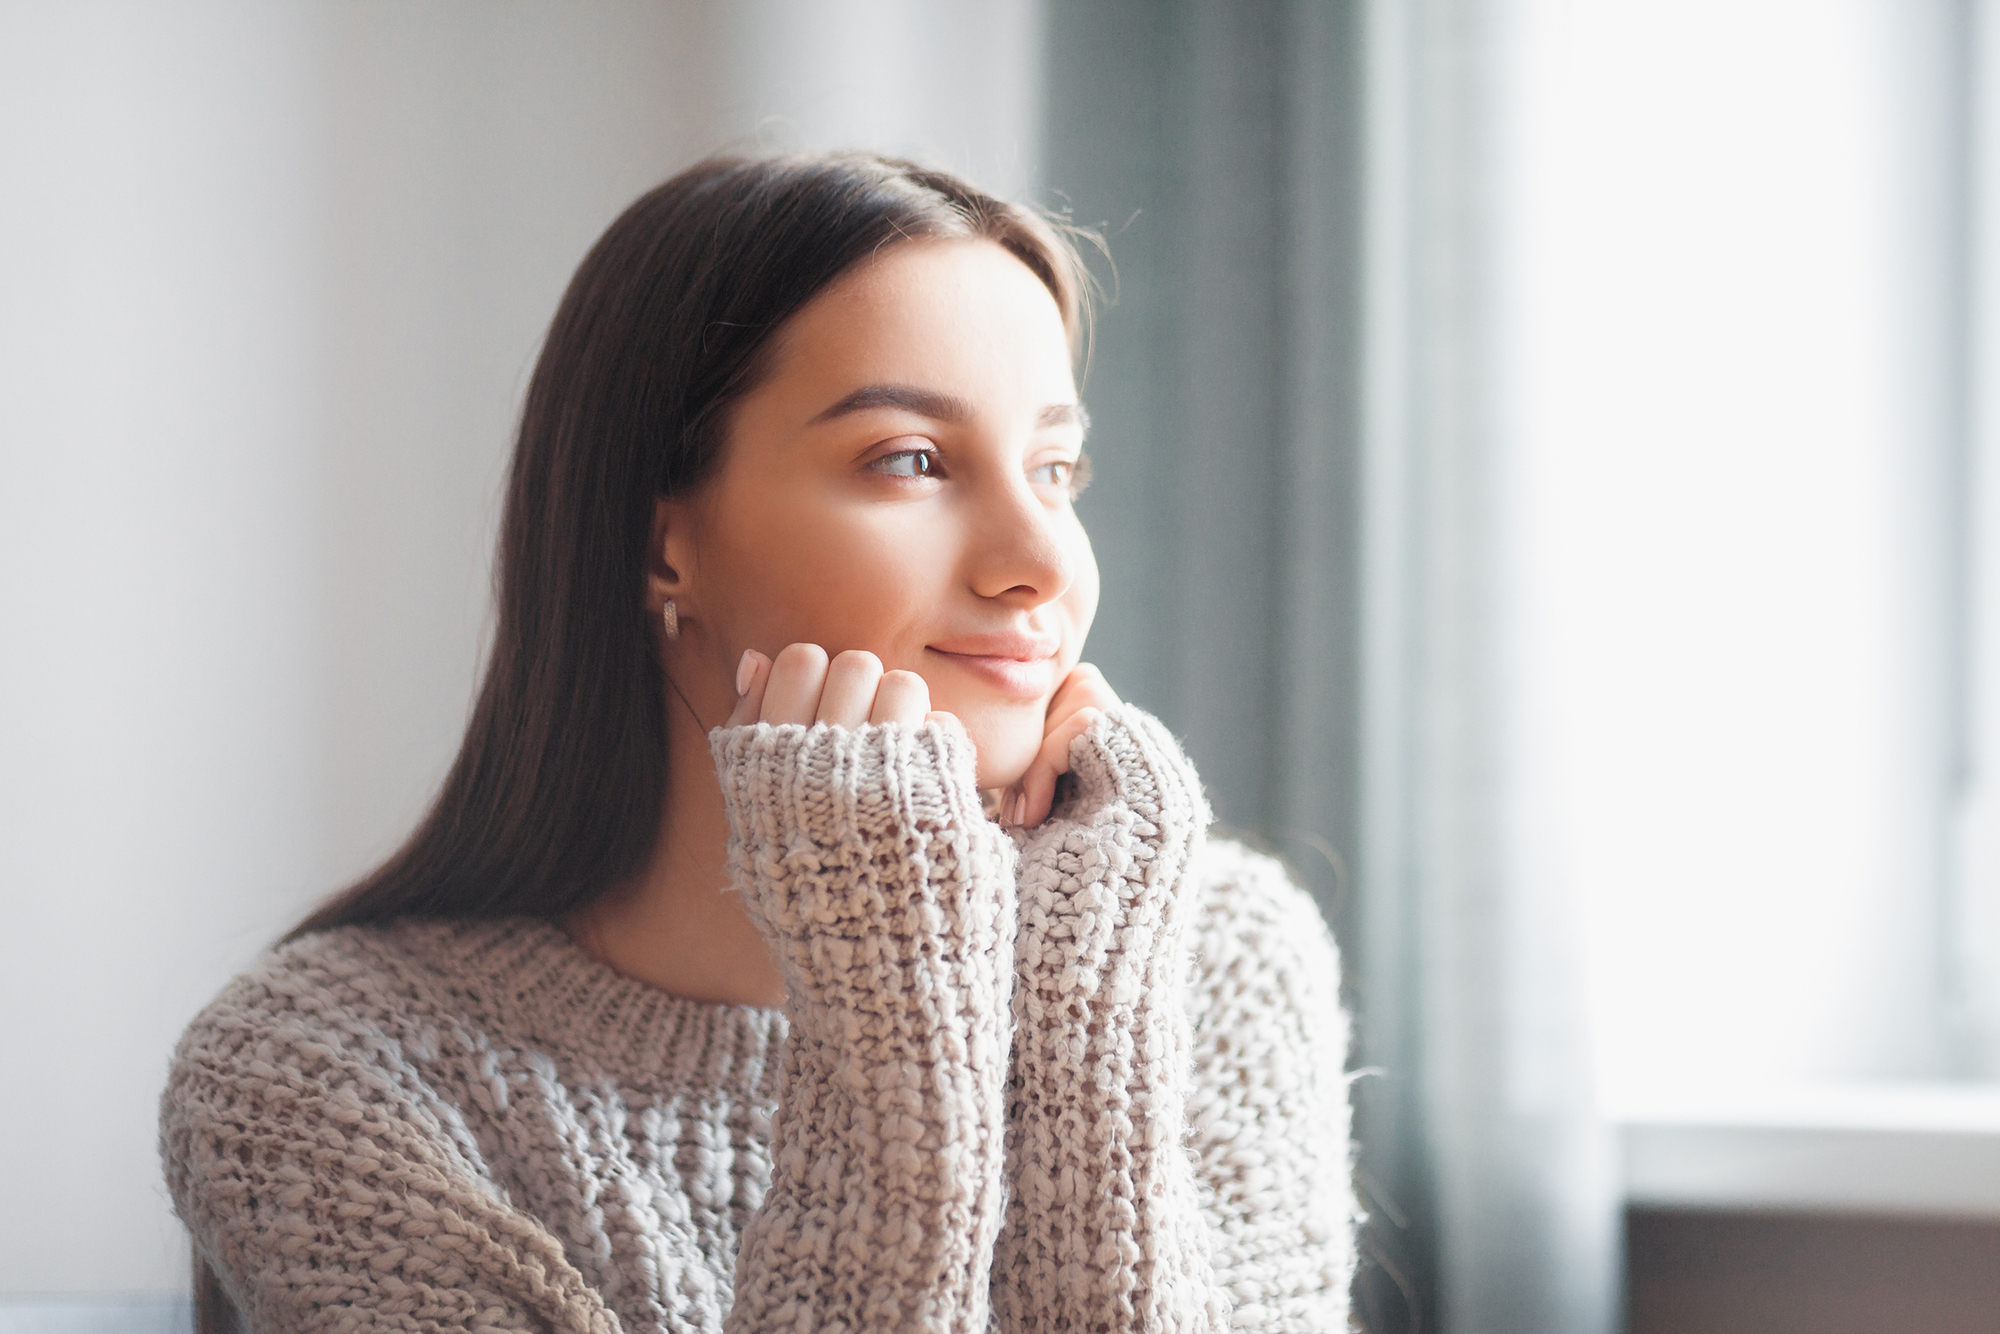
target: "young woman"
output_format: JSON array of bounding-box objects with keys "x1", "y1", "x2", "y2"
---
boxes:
[{"x1": 160, "y1": 153, "x2": 1356, "y2": 1333}]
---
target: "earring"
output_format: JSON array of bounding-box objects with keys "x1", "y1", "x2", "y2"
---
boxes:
[{"x1": 662, "y1": 599, "x2": 680, "y2": 640}]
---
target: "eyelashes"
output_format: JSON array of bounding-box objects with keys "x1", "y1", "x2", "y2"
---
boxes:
[
  {"x1": 867, "y1": 447, "x2": 1092, "y2": 499},
  {"x1": 1028, "y1": 455, "x2": 1092, "y2": 498},
  {"x1": 1056, "y1": 453, "x2": 1093, "y2": 498},
  {"x1": 870, "y1": 447, "x2": 940, "y2": 479}
]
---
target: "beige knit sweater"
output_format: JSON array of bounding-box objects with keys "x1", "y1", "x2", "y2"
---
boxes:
[{"x1": 160, "y1": 707, "x2": 1356, "y2": 1333}]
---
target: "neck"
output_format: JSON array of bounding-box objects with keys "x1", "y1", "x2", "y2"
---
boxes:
[{"x1": 563, "y1": 695, "x2": 785, "y2": 1009}]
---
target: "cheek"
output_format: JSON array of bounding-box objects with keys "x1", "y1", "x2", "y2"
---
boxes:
[
  {"x1": 712, "y1": 499, "x2": 943, "y2": 659},
  {"x1": 1064, "y1": 529, "x2": 1101, "y2": 653}
]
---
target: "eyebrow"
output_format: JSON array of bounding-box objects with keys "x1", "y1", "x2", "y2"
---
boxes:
[
  {"x1": 1040, "y1": 402, "x2": 1092, "y2": 435},
  {"x1": 808, "y1": 383, "x2": 1091, "y2": 437}
]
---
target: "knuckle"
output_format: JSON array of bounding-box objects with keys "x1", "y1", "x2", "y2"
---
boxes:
[{"x1": 777, "y1": 641, "x2": 828, "y2": 668}]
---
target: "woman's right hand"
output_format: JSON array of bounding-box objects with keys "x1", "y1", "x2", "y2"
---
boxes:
[
  {"x1": 723, "y1": 643, "x2": 954, "y2": 731},
  {"x1": 706, "y1": 644, "x2": 1019, "y2": 1334}
]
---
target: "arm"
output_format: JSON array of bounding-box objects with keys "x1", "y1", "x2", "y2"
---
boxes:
[
  {"x1": 1183, "y1": 844, "x2": 1359, "y2": 1332},
  {"x1": 713, "y1": 717, "x2": 1017, "y2": 1334},
  {"x1": 991, "y1": 704, "x2": 1231, "y2": 1333}
]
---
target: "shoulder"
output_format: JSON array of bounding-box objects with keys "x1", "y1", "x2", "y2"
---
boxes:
[
  {"x1": 160, "y1": 920, "x2": 626, "y2": 1330},
  {"x1": 1184, "y1": 836, "x2": 1346, "y2": 1032},
  {"x1": 165, "y1": 919, "x2": 476, "y2": 1087},
  {"x1": 159, "y1": 919, "x2": 526, "y2": 1204},
  {"x1": 160, "y1": 922, "x2": 526, "y2": 1284}
]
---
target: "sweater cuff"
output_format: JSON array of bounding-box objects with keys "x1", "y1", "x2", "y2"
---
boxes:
[
  {"x1": 1060, "y1": 703, "x2": 1213, "y2": 833},
  {"x1": 712, "y1": 716, "x2": 982, "y2": 834},
  {"x1": 708, "y1": 717, "x2": 987, "y2": 938}
]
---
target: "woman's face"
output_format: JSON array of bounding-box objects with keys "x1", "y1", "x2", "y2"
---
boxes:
[{"x1": 664, "y1": 237, "x2": 1099, "y2": 790}]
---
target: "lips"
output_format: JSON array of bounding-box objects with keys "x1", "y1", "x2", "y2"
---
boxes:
[
  {"x1": 925, "y1": 630, "x2": 1061, "y2": 700},
  {"x1": 927, "y1": 630, "x2": 1062, "y2": 661}
]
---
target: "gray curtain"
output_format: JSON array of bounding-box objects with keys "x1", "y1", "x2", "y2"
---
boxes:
[{"x1": 1042, "y1": 3, "x2": 1620, "y2": 1330}]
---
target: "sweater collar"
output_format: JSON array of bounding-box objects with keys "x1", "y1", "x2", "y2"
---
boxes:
[{"x1": 387, "y1": 916, "x2": 787, "y2": 1093}]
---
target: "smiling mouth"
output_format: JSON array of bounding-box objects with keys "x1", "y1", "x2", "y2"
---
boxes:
[{"x1": 924, "y1": 645, "x2": 1058, "y2": 700}]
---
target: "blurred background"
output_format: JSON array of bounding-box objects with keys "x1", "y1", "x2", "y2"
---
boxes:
[{"x1": 3, "y1": 1, "x2": 1999, "y2": 1331}]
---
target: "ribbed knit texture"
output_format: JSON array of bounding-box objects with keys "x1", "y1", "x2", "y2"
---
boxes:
[
  {"x1": 710, "y1": 719, "x2": 1013, "y2": 1333},
  {"x1": 995, "y1": 707, "x2": 1225, "y2": 1332},
  {"x1": 160, "y1": 706, "x2": 1357, "y2": 1333}
]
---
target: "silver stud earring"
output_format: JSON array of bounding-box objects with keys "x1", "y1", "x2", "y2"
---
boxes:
[{"x1": 662, "y1": 599, "x2": 680, "y2": 640}]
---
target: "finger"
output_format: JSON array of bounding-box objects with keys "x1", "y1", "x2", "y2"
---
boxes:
[
  {"x1": 1020, "y1": 707, "x2": 1101, "y2": 826},
  {"x1": 1013, "y1": 726, "x2": 1070, "y2": 826},
  {"x1": 1015, "y1": 762, "x2": 1057, "y2": 828},
  {"x1": 1050, "y1": 707, "x2": 1100, "y2": 777},
  {"x1": 1058, "y1": 660, "x2": 1112, "y2": 699},
  {"x1": 1010, "y1": 667, "x2": 1116, "y2": 827},
  {"x1": 815, "y1": 650, "x2": 884, "y2": 728},
  {"x1": 867, "y1": 669, "x2": 932, "y2": 726},
  {"x1": 993, "y1": 784, "x2": 1021, "y2": 827},
  {"x1": 723, "y1": 650, "x2": 771, "y2": 728},
  {"x1": 1047, "y1": 662, "x2": 1119, "y2": 723},
  {"x1": 760, "y1": 643, "x2": 829, "y2": 724},
  {"x1": 1018, "y1": 768, "x2": 1057, "y2": 829}
]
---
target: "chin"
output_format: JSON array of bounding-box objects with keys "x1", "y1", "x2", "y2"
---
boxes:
[{"x1": 955, "y1": 709, "x2": 1043, "y2": 791}]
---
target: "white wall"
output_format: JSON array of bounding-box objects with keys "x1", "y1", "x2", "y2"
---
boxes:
[
  {"x1": 0, "y1": 3, "x2": 344, "y2": 1300},
  {"x1": 0, "y1": 0, "x2": 1039, "y2": 1302}
]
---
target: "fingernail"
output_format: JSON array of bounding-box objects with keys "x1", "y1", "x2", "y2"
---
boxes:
[
  {"x1": 1011, "y1": 792, "x2": 1026, "y2": 826},
  {"x1": 735, "y1": 650, "x2": 755, "y2": 697}
]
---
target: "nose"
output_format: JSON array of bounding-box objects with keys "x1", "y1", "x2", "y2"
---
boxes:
[{"x1": 966, "y1": 473, "x2": 1075, "y2": 607}]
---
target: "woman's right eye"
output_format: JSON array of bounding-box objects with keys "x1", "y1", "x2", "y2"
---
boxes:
[{"x1": 870, "y1": 448, "x2": 942, "y2": 478}]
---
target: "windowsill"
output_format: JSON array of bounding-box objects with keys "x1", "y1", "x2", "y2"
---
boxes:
[{"x1": 1615, "y1": 1082, "x2": 2000, "y2": 1217}]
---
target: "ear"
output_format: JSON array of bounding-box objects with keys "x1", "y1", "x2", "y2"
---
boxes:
[{"x1": 646, "y1": 495, "x2": 700, "y2": 618}]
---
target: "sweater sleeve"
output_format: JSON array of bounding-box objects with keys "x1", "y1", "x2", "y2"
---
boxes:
[
  {"x1": 709, "y1": 718, "x2": 1017, "y2": 1334},
  {"x1": 991, "y1": 704, "x2": 1231, "y2": 1333}
]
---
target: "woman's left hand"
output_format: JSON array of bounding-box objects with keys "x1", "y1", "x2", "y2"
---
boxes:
[{"x1": 1003, "y1": 663, "x2": 1122, "y2": 828}]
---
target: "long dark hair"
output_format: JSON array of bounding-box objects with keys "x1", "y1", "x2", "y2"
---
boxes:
[{"x1": 289, "y1": 153, "x2": 1092, "y2": 941}]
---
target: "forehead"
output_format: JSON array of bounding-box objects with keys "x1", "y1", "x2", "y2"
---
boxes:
[{"x1": 754, "y1": 238, "x2": 1077, "y2": 414}]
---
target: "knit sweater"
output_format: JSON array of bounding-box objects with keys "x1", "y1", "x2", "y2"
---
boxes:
[{"x1": 160, "y1": 706, "x2": 1356, "y2": 1333}]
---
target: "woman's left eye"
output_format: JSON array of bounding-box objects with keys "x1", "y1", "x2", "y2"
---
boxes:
[{"x1": 1030, "y1": 456, "x2": 1090, "y2": 496}]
